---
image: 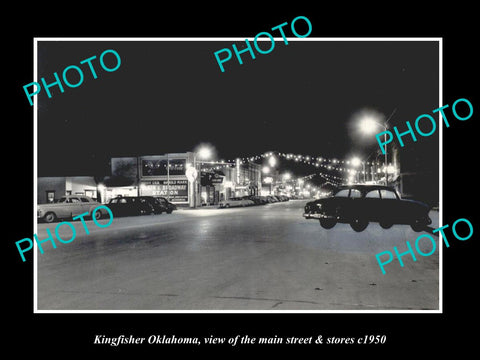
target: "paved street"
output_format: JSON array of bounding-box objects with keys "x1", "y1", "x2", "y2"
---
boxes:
[{"x1": 36, "y1": 200, "x2": 439, "y2": 311}]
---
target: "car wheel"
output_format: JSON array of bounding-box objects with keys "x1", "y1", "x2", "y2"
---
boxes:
[
  {"x1": 319, "y1": 218, "x2": 336, "y2": 229},
  {"x1": 93, "y1": 210, "x2": 102, "y2": 220},
  {"x1": 379, "y1": 220, "x2": 393, "y2": 229},
  {"x1": 44, "y1": 212, "x2": 57, "y2": 223},
  {"x1": 350, "y1": 218, "x2": 369, "y2": 232},
  {"x1": 411, "y1": 219, "x2": 426, "y2": 232}
]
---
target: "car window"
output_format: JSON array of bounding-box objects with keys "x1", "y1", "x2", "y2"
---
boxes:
[
  {"x1": 334, "y1": 189, "x2": 350, "y2": 198},
  {"x1": 350, "y1": 189, "x2": 362, "y2": 198},
  {"x1": 80, "y1": 197, "x2": 90, "y2": 202},
  {"x1": 380, "y1": 190, "x2": 397, "y2": 199},
  {"x1": 366, "y1": 190, "x2": 380, "y2": 198}
]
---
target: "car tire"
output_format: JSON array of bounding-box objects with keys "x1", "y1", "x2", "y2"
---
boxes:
[
  {"x1": 350, "y1": 218, "x2": 369, "y2": 232},
  {"x1": 319, "y1": 218, "x2": 336, "y2": 229},
  {"x1": 411, "y1": 219, "x2": 426, "y2": 232},
  {"x1": 93, "y1": 210, "x2": 102, "y2": 220},
  {"x1": 379, "y1": 220, "x2": 393, "y2": 229},
  {"x1": 44, "y1": 212, "x2": 57, "y2": 223}
]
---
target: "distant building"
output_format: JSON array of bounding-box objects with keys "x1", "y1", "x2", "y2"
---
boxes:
[
  {"x1": 102, "y1": 153, "x2": 195, "y2": 206},
  {"x1": 38, "y1": 176, "x2": 98, "y2": 204},
  {"x1": 103, "y1": 154, "x2": 263, "y2": 207}
]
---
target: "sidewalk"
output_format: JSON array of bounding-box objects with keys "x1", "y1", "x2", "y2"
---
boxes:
[{"x1": 176, "y1": 205, "x2": 219, "y2": 210}]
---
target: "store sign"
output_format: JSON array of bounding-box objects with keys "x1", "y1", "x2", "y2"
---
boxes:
[
  {"x1": 211, "y1": 173, "x2": 224, "y2": 184},
  {"x1": 201, "y1": 172, "x2": 224, "y2": 186},
  {"x1": 141, "y1": 180, "x2": 188, "y2": 203},
  {"x1": 142, "y1": 158, "x2": 186, "y2": 177}
]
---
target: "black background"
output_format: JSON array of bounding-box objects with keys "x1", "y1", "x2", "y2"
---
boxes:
[{"x1": 6, "y1": 4, "x2": 478, "y2": 356}]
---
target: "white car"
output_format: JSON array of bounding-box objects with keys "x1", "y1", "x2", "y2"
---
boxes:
[
  {"x1": 219, "y1": 197, "x2": 254, "y2": 208},
  {"x1": 38, "y1": 195, "x2": 108, "y2": 223}
]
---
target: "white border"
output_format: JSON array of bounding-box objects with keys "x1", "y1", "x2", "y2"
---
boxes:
[{"x1": 33, "y1": 37, "x2": 443, "y2": 314}]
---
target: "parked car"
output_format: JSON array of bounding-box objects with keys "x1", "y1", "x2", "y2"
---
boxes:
[
  {"x1": 253, "y1": 196, "x2": 269, "y2": 205},
  {"x1": 219, "y1": 197, "x2": 254, "y2": 208},
  {"x1": 153, "y1": 196, "x2": 177, "y2": 214},
  {"x1": 303, "y1": 184, "x2": 432, "y2": 232},
  {"x1": 38, "y1": 195, "x2": 108, "y2": 223},
  {"x1": 241, "y1": 195, "x2": 267, "y2": 205},
  {"x1": 106, "y1": 196, "x2": 154, "y2": 217}
]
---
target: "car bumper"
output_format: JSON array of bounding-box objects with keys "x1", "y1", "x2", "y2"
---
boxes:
[{"x1": 303, "y1": 213, "x2": 334, "y2": 219}]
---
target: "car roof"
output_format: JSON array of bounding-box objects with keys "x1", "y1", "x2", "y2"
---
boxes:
[
  {"x1": 61, "y1": 194, "x2": 91, "y2": 199},
  {"x1": 337, "y1": 184, "x2": 396, "y2": 191}
]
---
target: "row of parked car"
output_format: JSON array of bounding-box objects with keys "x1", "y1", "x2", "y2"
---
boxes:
[
  {"x1": 37, "y1": 195, "x2": 177, "y2": 223},
  {"x1": 218, "y1": 194, "x2": 289, "y2": 208}
]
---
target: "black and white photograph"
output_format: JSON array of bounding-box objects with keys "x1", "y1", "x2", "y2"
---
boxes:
[{"x1": 33, "y1": 38, "x2": 440, "y2": 311}]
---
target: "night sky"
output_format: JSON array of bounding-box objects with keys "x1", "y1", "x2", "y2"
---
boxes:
[{"x1": 37, "y1": 39, "x2": 439, "y2": 179}]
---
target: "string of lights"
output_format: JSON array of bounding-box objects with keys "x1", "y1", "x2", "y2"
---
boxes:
[{"x1": 226, "y1": 151, "x2": 385, "y2": 167}]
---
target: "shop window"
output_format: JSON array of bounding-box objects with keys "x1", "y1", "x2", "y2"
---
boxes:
[
  {"x1": 46, "y1": 191, "x2": 55, "y2": 203},
  {"x1": 85, "y1": 190, "x2": 96, "y2": 199}
]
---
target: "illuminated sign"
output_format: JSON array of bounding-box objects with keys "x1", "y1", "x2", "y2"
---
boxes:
[
  {"x1": 141, "y1": 158, "x2": 186, "y2": 177},
  {"x1": 141, "y1": 180, "x2": 188, "y2": 203}
]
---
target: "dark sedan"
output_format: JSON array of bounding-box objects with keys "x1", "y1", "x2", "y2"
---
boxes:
[
  {"x1": 303, "y1": 185, "x2": 431, "y2": 232},
  {"x1": 153, "y1": 197, "x2": 177, "y2": 214},
  {"x1": 106, "y1": 196, "x2": 154, "y2": 217}
]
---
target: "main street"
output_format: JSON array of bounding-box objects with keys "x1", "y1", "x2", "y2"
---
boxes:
[{"x1": 36, "y1": 200, "x2": 439, "y2": 311}]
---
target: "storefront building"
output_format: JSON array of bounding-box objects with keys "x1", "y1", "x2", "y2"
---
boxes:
[
  {"x1": 104, "y1": 153, "x2": 198, "y2": 207},
  {"x1": 199, "y1": 161, "x2": 262, "y2": 205},
  {"x1": 104, "y1": 154, "x2": 263, "y2": 207},
  {"x1": 37, "y1": 176, "x2": 99, "y2": 204}
]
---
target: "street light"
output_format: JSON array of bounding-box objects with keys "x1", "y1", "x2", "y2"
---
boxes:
[
  {"x1": 197, "y1": 146, "x2": 212, "y2": 160},
  {"x1": 358, "y1": 115, "x2": 389, "y2": 186},
  {"x1": 192, "y1": 144, "x2": 213, "y2": 208},
  {"x1": 350, "y1": 156, "x2": 366, "y2": 183},
  {"x1": 268, "y1": 155, "x2": 277, "y2": 168}
]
